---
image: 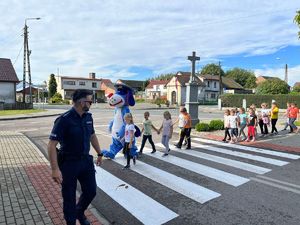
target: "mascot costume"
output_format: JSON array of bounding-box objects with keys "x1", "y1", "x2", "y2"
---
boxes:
[{"x1": 102, "y1": 82, "x2": 139, "y2": 159}]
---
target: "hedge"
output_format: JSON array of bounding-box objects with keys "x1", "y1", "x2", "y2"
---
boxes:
[{"x1": 220, "y1": 94, "x2": 300, "y2": 108}]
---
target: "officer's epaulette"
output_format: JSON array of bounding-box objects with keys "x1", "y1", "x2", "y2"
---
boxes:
[{"x1": 62, "y1": 111, "x2": 71, "y2": 117}]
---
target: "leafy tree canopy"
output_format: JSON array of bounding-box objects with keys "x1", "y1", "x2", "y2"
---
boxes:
[
  {"x1": 225, "y1": 68, "x2": 256, "y2": 88},
  {"x1": 294, "y1": 10, "x2": 300, "y2": 38},
  {"x1": 200, "y1": 63, "x2": 225, "y2": 76},
  {"x1": 256, "y1": 79, "x2": 289, "y2": 95}
]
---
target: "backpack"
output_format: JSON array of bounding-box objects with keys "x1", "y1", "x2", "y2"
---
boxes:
[{"x1": 134, "y1": 125, "x2": 141, "y2": 137}]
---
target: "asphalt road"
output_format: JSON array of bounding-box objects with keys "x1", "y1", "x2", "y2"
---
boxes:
[{"x1": 2, "y1": 107, "x2": 300, "y2": 225}]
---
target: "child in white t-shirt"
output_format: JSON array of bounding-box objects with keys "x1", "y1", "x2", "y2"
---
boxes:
[
  {"x1": 228, "y1": 109, "x2": 238, "y2": 143},
  {"x1": 123, "y1": 113, "x2": 136, "y2": 169}
]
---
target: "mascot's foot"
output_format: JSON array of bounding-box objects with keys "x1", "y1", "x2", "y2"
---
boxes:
[{"x1": 102, "y1": 150, "x2": 116, "y2": 159}]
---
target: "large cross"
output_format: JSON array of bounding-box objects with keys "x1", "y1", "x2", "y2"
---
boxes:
[{"x1": 187, "y1": 51, "x2": 200, "y2": 83}]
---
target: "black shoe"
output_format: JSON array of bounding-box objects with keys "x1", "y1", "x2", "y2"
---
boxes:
[
  {"x1": 123, "y1": 165, "x2": 130, "y2": 170},
  {"x1": 133, "y1": 156, "x2": 136, "y2": 165},
  {"x1": 162, "y1": 153, "x2": 169, "y2": 157},
  {"x1": 151, "y1": 150, "x2": 156, "y2": 154},
  {"x1": 185, "y1": 147, "x2": 191, "y2": 150},
  {"x1": 174, "y1": 144, "x2": 181, "y2": 149},
  {"x1": 183, "y1": 142, "x2": 187, "y2": 146},
  {"x1": 77, "y1": 215, "x2": 90, "y2": 225},
  {"x1": 168, "y1": 148, "x2": 170, "y2": 152},
  {"x1": 138, "y1": 151, "x2": 143, "y2": 155}
]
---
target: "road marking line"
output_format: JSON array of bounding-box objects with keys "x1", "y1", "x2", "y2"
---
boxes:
[
  {"x1": 256, "y1": 175, "x2": 300, "y2": 189},
  {"x1": 95, "y1": 167, "x2": 178, "y2": 225},
  {"x1": 142, "y1": 147, "x2": 249, "y2": 187},
  {"x1": 194, "y1": 138, "x2": 300, "y2": 160},
  {"x1": 250, "y1": 177, "x2": 300, "y2": 195},
  {"x1": 183, "y1": 141, "x2": 289, "y2": 166},
  {"x1": 156, "y1": 143, "x2": 271, "y2": 175},
  {"x1": 113, "y1": 156, "x2": 221, "y2": 204}
]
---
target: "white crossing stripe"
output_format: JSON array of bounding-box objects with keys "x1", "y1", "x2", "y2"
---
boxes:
[
  {"x1": 142, "y1": 147, "x2": 249, "y2": 187},
  {"x1": 95, "y1": 166, "x2": 178, "y2": 225},
  {"x1": 185, "y1": 141, "x2": 289, "y2": 166},
  {"x1": 194, "y1": 138, "x2": 300, "y2": 160},
  {"x1": 113, "y1": 156, "x2": 221, "y2": 204},
  {"x1": 156, "y1": 143, "x2": 271, "y2": 175}
]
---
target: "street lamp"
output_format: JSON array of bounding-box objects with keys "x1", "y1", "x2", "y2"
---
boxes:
[{"x1": 23, "y1": 17, "x2": 41, "y2": 103}]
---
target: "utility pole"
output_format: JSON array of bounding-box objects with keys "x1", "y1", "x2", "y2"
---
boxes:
[
  {"x1": 219, "y1": 61, "x2": 222, "y2": 96},
  {"x1": 22, "y1": 17, "x2": 41, "y2": 103},
  {"x1": 285, "y1": 64, "x2": 288, "y2": 83}
]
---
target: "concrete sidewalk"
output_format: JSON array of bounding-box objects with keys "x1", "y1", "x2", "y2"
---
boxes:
[{"x1": 0, "y1": 131, "x2": 104, "y2": 225}]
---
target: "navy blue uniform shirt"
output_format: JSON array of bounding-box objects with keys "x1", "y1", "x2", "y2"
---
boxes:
[{"x1": 49, "y1": 107, "x2": 95, "y2": 155}]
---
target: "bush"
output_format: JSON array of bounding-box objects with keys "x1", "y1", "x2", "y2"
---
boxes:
[
  {"x1": 50, "y1": 93, "x2": 63, "y2": 103},
  {"x1": 220, "y1": 94, "x2": 300, "y2": 108},
  {"x1": 63, "y1": 99, "x2": 70, "y2": 105},
  {"x1": 195, "y1": 122, "x2": 210, "y2": 132},
  {"x1": 209, "y1": 120, "x2": 224, "y2": 130},
  {"x1": 136, "y1": 99, "x2": 145, "y2": 103}
]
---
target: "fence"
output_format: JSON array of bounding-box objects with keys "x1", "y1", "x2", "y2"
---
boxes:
[{"x1": 0, "y1": 102, "x2": 33, "y2": 110}]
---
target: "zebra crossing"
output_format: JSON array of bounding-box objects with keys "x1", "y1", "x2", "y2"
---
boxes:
[{"x1": 95, "y1": 137, "x2": 300, "y2": 225}]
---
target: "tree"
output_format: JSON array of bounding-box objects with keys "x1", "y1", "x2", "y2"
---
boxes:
[
  {"x1": 50, "y1": 92, "x2": 63, "y2": 103},
  {"x1": 256, "y1": 79, "x2": 289, "y2": 95},
  {"x1": 200, "y1": 63, "x2": 225, "y2": 76},
  {"x1": 294, "y1": 10, "x2": 300, "y2": 38},
  {"x1": 292, "y1": 86, "x2": 300, "y2": 93},
  {"x1": 153, "y1": 73, "x2": 175, "y2": 81},
  {"x1": 48, "y1": 74, "x2": 57, "y2": 98},
  {"x1": 244, "y1": 75, "x2": 257, "y2": 88},
  {"x1": 225, "y1": 68, "x2": 256, "y2": 88}
]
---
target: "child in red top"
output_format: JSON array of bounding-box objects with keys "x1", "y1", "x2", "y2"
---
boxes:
[
  {"x1": 288, "y1": 103, "x2": 299, "y2": 133},
  {"x1": 246, "y1": 108, "x2": 257, "y2": 142}
]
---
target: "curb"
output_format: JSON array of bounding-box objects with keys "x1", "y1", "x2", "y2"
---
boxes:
[{"x1": 0, "y1": 113, "x2": 62, "y2": 121}]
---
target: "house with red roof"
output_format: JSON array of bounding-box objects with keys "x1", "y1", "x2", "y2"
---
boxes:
[
  {"x1": 145, "y1": 80, "x2": 168, "y2": 100},
  {"x1": 0, "y1": 58, "x2": 19, "y2": 104},
  {"x1": 100, "y1": 78, "x2": 115, "y2": 96}
]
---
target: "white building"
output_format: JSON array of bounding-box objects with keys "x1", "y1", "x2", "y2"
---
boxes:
[
  {"x1": 145, "y1": 80, "x2": 168, "y2": 100},
  {"x1": 0, "y1": 58, "x2": 19, "y2": 104},
  {"x1": 55, "y1": 73, "x2": 105, "y2": 102}
]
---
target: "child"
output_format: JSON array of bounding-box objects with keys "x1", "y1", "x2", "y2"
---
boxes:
[
  {"x1": 288, "y1": 103, "x2": 299, "y2": 133},
  {"x1": 139, "y1": 111, "x2": 159, "y2": 155},
  {"x1": 270, "y1": 102, "x2": 279, "y2": 134},
  {"x1": 122, "y1": 113, "x2": 136, "y2": 169},
  {"x1": 282, "y1": 102, "x2": 291, "y2": 131},
  {"x1": 222, "y1": 109, "x2": 231, "y2": 142},
  {"x1": 158, "y1": 111, "x2": 173, "y2": 156},
  {"x1": 259, "y1": 103, "x2": 270, "y2": 136},
  {"x1": 238, "y1": 107, "x2": 247, "y2": 141},
  {"x1": 228, "y1": 109, "x2": 238, "y2": 143},
  {"x1": 247, "y1": 108, "x2": 257, "y2": 142},
  {"x1": 173, "y1": 106, "x2": 188, "y2": 146},
  {"x1": 174, "y1": 107, "x2": 191, "y2": 149}
]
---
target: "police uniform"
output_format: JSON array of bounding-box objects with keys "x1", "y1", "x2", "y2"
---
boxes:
[{"x1": 49, "y1": 107, "x2": 97, "y2": 224}]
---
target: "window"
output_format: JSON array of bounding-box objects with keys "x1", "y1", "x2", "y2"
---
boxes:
[
  {"x1": 207, "y1": 81, "x2": 210, "y2": 87},
  {"x1": 211, "y1": 93, "x2": 216, "y2": 99},
  {"x1": 79, "y1": 81, "x2": 85, "y2": 86},
  {"x1": 92, "y1": 82, "x2": 97, "y2": 88},
  {"x1": 214, "y1": 82, "x2": 216, "y2": 88},
  {"x1": 63, "y1": 80, "x2": 75, "y2": 85}
]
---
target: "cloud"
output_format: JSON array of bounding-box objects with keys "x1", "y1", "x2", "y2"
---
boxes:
[
  {"x1": 0, "y1": 0, "x2": 299, "y2": 83},
  {"x1": 254, "y1": 64, "x2": 300, "y2": 86}
]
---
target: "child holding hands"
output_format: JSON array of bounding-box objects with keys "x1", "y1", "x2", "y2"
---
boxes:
[{"x1": 158, "y1": 111, "x2": 173, "y2": 157}]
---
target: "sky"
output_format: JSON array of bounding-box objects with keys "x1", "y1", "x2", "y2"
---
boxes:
[{"x1": 0, "y1": 0, "x2": 299, "y2": 86}]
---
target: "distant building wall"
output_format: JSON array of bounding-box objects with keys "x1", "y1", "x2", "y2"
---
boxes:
[{"x1": 0, "y1": 82, "x2": 15, "y2": 103}]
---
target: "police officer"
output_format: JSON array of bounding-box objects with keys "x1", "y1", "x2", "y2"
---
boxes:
[{"x1": 48, "y1": 89, "x2": 103, "y2": 225}]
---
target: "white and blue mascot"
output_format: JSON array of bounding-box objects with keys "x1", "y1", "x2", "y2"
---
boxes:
[{"x1": 102, "y1": 82, "x2": 139, "y2": 159}]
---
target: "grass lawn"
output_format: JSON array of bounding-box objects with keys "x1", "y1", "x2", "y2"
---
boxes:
[{"x1": 0, "y1": 109, "x2": 45, "y2": 116}]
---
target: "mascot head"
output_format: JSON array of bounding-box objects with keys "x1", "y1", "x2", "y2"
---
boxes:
[{"x1": 107, "y1": 81, "x2": 135, "y2": 107}]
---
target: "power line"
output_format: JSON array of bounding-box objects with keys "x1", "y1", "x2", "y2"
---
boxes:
[{"x1": 13, "y1": 44, "x2": 23, "y2": 65}]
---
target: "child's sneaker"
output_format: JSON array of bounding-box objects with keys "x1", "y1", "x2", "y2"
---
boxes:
[
  {"x1": 133, "y1": 156, "x2": 136, "y2": 165},
  {"x1": 123, "y1": 165, "x2": 130, "y2": 170},
  {"x1": 246, "y1": 138, "x2": 250, "y2": 142},
  {"x1": 162, "y1": 153, "x2": 168, "y2": 157},
  {"x1": 251, "y1": 138, "x2": 256, "y2": 142},
  {"x1": 151, "y1": 150, "x2": 156, "y2": 154}
]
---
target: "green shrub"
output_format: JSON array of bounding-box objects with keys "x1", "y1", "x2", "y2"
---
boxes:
[
  {"x1": 135, "y1": 99, "x2": 145, "y2": 103},
  {"x1": 220, "y1": 94, "x2": 300, "y2": 108},
  {"x1": 209, "y1": 120, "x2": 224, "y2": 130},
  {"x1": 195, "y1": 122, "x2": 210, "y2": 132},
  {"x1": 50, "y1": 93, "x2": 63, "y2": 103},
  {"x1": 63, "y1": 99, "x2": 70, "y2": 105}
]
